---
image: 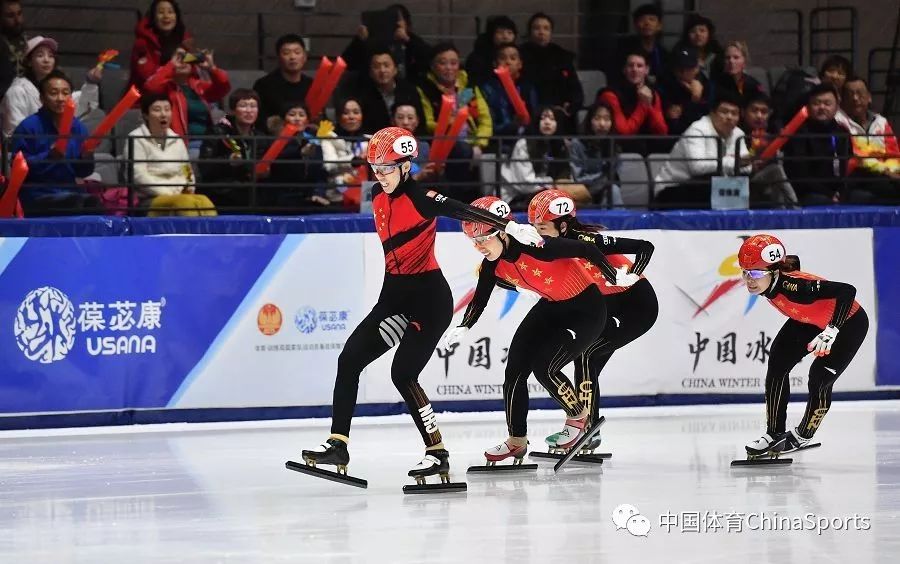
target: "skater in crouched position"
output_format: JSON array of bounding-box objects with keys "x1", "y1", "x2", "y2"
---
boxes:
[
  {"x1": 440, "y1": 196, "x2": 638, "y2": 466},
  {"x1": 740, "y1": 234, "x2": 868, "y2": 458},
  {"x1": 527, "y1": 189, "x2": 658, "y2": 453},
  {"x1": 301, "y1": 127, "x2": 544, "y2": 486}
]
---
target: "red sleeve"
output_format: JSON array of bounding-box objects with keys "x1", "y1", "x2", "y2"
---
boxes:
[
  {"x1": 143, "y1": 60, "x2": 176, "y2": 94},
  {"x1": 599, "y1": 90, "x2": 648, "y2": 135},
  {"x1": 645, "y1": 92, "x2": 669, "y2": 134},
  {"x1": 198, "y1": 68, "x2": 232, "y2": 102},
  {"x1": 129, "y1": 38, "x2": 161, "y2": 88}
]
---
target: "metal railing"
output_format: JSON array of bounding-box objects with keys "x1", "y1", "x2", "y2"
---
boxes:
[{"x1": 2, "y1": 130, "x2": 897, "y2": 217}]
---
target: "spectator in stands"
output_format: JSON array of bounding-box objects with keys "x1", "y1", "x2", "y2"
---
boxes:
[
  {"x1": 2, "y1": 36, "x2": 102, "y2": 136},
  {"x1": 782, "y1": 83, "x2": 851, "y2": 206},
  {"x1": 771, "y1": 55, "x2": 853, "y2": 129},
  {"x1": 143, "y1": 46, "x2": 230, "y2": 154},
  {"x1": 198, "y1": 88, "x2": 264, "y2": 209},
  {"x1": 465, "y1": 15, "x2": 518, "y2": 85},
  {"x1": 417, "y1": 42, "x2": 491, "y2": 200},
  {"x1": 11, "y1": 70, "x2": 100, "y2": 216},
  {"x1": 480, "y1": 43, "x2": 538, "y2": 140},
  {"x1": 837, "y1": 76, "x2": 900, "y2": 204},
  {"x1": 654, "y1": 92, "x2": 751, "y2": 208},
  {"x1": 598, "y1": 51, "x2": 668, "y2": 155},
  {"x1": 671, "y1": 14, "x2": 723, "y2": 79},
  {"x1": 321, "y1": 97, "x2": 369, "y2": 203},
  {"x1": 739, "y1": 91, "x2": 799, "y2": 208},
  {"x1": 500, "y1": 105, "x2": 589, "y2": 205},
  {"x1": 0, "y1": 0, "x2": 26, "y2": 100},
  {"x1": 358, "y1": 46, "x2": 422, "y2": 134},
  {"x1": 568, "y1": 100, "x2": 623, "y2": 207},
  {"x1": 128, "y1": 0, "x2": 191, "y2": 91},
  {"x1": 820, "y1": 55, "x2": 852, "y2": 93},
  {"x1": 343, "y1": 3, "x2": 430, "y2": 81},
  {"x1": 616, "y1": 4, "x2": 669, "y2": 86},
  {"x1": 390, "y1": 101, "x2": 437, "y2": 181},
  {"x1": 263, "y1": 101, "x2": 329, "y2": 210},
  {"x1": 659, "y1": 45, "x2": 710, "y2": 137},
  {"x1": 126, "y1": 92, "x2": 215, "y2": 215},
  {"x1": 253, "y1": 34, "x2": 313, "y2": 129},
  {"x1": 519, "y1": 12, "x2": 583, "y2": 120},
  {"x1": 713, "y1": 41, "x2": 765, "y2": 107}
]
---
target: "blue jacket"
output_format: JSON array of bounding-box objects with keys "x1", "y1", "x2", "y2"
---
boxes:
[{"x1": 11, "y1": 108, "x2": 94, "y2": 201}]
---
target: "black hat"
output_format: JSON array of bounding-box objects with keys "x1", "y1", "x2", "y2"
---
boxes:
[{"x1": 673, "y1": 46, "x2": 699, "y2": 69}]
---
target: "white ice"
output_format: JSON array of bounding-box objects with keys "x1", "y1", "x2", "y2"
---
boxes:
[{"x1": 1, "y1": 401, "x2": 898, "y2": 563}]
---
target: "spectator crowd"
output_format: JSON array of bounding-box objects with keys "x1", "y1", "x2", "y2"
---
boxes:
[{"x1": 0, "y1": 0, "x2": 896, "y2": 217}]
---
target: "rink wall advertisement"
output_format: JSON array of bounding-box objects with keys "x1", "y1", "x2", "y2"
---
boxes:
[{"x1": 0, "y1": 227, "x2": 891, "y2": 424}]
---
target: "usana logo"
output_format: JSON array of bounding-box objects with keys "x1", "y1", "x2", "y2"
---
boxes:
[{"x1": 14, "y1": 287, "x2": 166, "y2": 364}]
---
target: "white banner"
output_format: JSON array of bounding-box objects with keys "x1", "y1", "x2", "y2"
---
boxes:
[
  {"x1": 172, "y1": 234, "x2": 365, "y2": 408},
  {"x1": 361, "y1": 229, "x2": 877, "y2": 404}
]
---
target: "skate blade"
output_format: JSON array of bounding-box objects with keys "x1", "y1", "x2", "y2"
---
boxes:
[
  {"x1": 467, "y1": 463, "x2": 538, "y2": 473},
  {"x1": 530, "y1": 451, "x2": 605, "y2": 464},
  {"x1": 402, "y1": 482, "x2": 467, "y2": 494},
  {"x1": 554, "y1": 416, "x2": 606, "y2": 473},
  {"x1": 731, "y1": 457, "x2": 793, "y2": 467},
  {"x1": 778, "y1": 442, "x2": 822, "y2": 455},
  {"x1": 285, "y1": 460, "x2": 368, "y2": 488}
]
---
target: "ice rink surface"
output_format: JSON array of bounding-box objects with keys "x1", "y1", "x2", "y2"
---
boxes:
[{"x1": 1, "y1": 400, "x2": 898, "y2": 563}]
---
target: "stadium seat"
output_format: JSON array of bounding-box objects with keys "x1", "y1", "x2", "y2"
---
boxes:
[
  {"x1": 617, "y1": 152, "x2": 651, "y2": 209},
  {"x1": 113, "y1": 109, "x2": 144, "y2": 157},
  {"x1": 746, "y1": 66, "x2": 770, "y2": 93},
  {"x1": 478, "y1": 152, "x2": 500, "y2": 196},
  {"x1": 227, "y1": 69, "x2": 266, "y2": 92},
  {"x1": 578, "y1": 70, "x2": 607, "y2": 103},
  {"x1": 99, "y1": 68, "x2": 130, "y2": 112}
]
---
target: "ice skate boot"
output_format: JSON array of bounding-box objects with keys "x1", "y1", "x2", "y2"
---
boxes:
[
  {"x1": 468, "y1": 439, "x2": 537, "y2": 473},
  {"x1": 731, "y1": 432, "x2": 796, "y2": 467},
  {"x1": 530, "y1": 417, "x2": 607, "y2": 467},
  {"x1": 403, "y1": 449, "x2": 467, "y2": 494},
  {"x1": 285, "y1": 437, "x2": 367, "y2": 488},
  {"x1": 775, "y1": 428, "x2": 821, "y2": 455}
]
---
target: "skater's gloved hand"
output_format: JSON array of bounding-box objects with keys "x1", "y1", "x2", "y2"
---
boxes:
[
  {"x1": 505, "y1": 221, "x2": 544, "y2": 247},
  {"x1": 612, "y1": 266, "x2": 640, "y2": 288},
  {"x1": 807, "y1": 324, "x2": 839, "y2": 357},
  {"x1": 438, "y1": 326, "x2": 468, "y2": 352}
]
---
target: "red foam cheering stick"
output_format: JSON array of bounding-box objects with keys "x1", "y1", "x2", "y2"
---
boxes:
[
  {"x1": 82, "y1": 85, "x2": 142, "y2": 153},
  {"x1": 430, "y1": 107, "x2": 469, "y2": 164},
  {"x1": 0, "y1": 152, "x2": 28, "y2": 218},
  {"x1": 52, "y1": 98, "x2": 76, "y2": 155},
  {"x1": 494, "y1": 66, "x2": 530, "y2": 125},
  {"x1": 254, "y1": 123, "x2": 300, "y2": 176},
  {"x1": 306, "y1": 57, "x2": 347, "y2": 119},
  {"x1": 759, "y1": 106, "x2": 809, "y2": 161}
]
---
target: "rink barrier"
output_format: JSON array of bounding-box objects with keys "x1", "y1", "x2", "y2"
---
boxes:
[
  {"x1": 1, "y1": 210, "x2": 899, "y2": 429},
  {"x1": 3, "y1": 206, "x2": 900, "y2": 236},
  {"x1": 4, "y1": 391, "x2": 900, "y2": 431}
]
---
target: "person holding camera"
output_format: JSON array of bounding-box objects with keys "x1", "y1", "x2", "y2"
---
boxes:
[
  {"x1": 342, "y1": 3, "x2": 430, "y2": 81},
  {"x1": 142, "y1": 45, "x2": 230, "y2": 148}
]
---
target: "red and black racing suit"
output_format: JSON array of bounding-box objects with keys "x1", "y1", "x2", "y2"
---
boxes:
[
  {"x1": 568, "y1": 230, "x2": 658, "y2": 425},
  {"x1": 459, "y1": 236, "x2": 618, "y2": 438},
  {"x1": 761, "y1": 270, "x2": 868, "y2": 438},
  {"x1": 330, "y1": 177, "x2": 514, "y2": 448}
]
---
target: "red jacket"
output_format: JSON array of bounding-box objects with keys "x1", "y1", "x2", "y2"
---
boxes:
[
  {"x1": 143, "y1": 61, "x2": 231, "y2": 137},
  {"x1": 128, "y1": 16, "x2": 194, "y2": 90},
  {"x1": 599, "y1": 88, "x2": 667, "y2": 136}
]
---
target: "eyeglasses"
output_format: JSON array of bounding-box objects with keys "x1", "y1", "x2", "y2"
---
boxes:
[
  {"x1": 471, "y1": 231, "x2": 499, "y2": 244},
  {"x1": 741, "y1": 269, "x2": 772, "y2": 280},
  {"x1": 370, "y1": 163, "x2": 400, "y2": 175}
]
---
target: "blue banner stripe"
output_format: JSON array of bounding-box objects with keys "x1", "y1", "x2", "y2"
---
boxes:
[
  {"x1": 167, "y1": 235, "x2": 307, "y2": 406},
  {"x1": 0, "y1": 238, "x2": 26, "y2": 275}
]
